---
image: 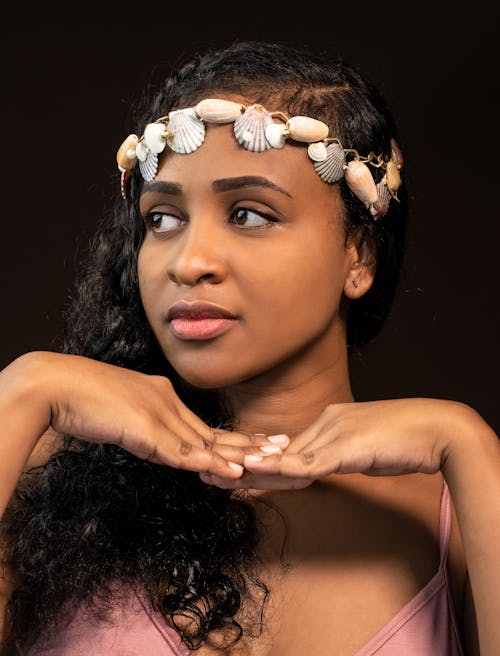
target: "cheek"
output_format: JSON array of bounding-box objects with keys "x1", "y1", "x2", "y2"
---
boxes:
[
  {"x1": 243, "y1": 234, "x2": 347, "y2": 336},
  {"x1": 137, "y1": 246, "x2": 160, "y2": 325}
]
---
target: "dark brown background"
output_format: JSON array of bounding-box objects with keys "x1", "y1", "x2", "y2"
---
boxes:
[{"x1": 1, "y1": 3, "x2": 498, "y2": 432}]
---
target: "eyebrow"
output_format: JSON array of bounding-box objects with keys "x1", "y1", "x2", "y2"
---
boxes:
[
  {"x1": 212, "y1": 176, "x2": 292, "y2": 198},
  {"x1": 141, "y1": 181, "x2": 183, "y2": 196},
  {"x1": 140, "y1": 176, "x2": 292, "y2": 198}
]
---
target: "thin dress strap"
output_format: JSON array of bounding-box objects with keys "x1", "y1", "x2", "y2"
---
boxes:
[
  {"x1": 438, "y1": 480, "x2": 452, "y2": 568},
  {"x1": 438, "y1": 479, "x2": 464, "y2": 654}
]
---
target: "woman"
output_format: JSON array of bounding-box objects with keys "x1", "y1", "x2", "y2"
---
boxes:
[{"x1": 0, "y1": 41, "x2": 498, "y2": 655}]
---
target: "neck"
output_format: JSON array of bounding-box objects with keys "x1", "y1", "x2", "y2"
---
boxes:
[{"x1": 224, "y1": 330, "x2": 354, "y2": 439}]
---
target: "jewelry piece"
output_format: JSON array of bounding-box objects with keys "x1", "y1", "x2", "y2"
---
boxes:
[{"x1": 116, "y1": 98, "x2": 403, "y2": 218}]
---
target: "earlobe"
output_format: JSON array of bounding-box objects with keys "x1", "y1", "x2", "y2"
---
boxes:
[
  {"x1": 343, "y1": 230, "x2": 376, "y2": 300},
  {"x1": 344, "y1": 260, "x2": 375, "y2": 299}
]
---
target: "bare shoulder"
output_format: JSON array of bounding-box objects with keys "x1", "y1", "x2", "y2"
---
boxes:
[{"x1": 376, "y1": 472, "x2": 467, "y2": 624}]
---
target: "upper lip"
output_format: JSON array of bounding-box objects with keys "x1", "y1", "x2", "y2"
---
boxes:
[{"x1": 166, "y1": 300, "x2": 237, "y2": 321}]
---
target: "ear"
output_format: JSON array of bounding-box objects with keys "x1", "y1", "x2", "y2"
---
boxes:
[{"x1": 343, "y1": 229, "x2": 376, "y2": 300}]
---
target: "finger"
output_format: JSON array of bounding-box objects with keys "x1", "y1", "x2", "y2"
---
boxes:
[
  {"x1": 212, "y1": 441, "x2": 286, "y2": 465},
  {"x1": 244, "y1": 439, "x2": 393, "y2": 479},
  {"x1": 153, "y1": 416, "x2": 286, "y2": 471},
  {"x1": 155, "y1": 406, "x2": 290, "y2": 476},
  {"x1": 242, "y1": 450, "x2": 331, "y2": 479},
  {"x1": 174, "y1": 405, "x2": 273, "y2": 449},
  {"x1": 282, "y1": 406, "x2": 343, "y2": 454},
  {"x1": 173, "y1": 402, "x2": 291, "y2": 453},
  {"x1": 153, "y1": 416, "x2": 249, "y2": 471},
  {"x1": 205, "y1": 428, "x2": 290, "y2": 450},
  {"x1": 215, "y1": 429, "x2": 290, "y2": 448},
  {"x1": 150, "y1": 432, "x2": 245, "y2": 478}
]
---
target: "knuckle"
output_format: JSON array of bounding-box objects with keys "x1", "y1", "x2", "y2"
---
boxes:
[
  {"x1": 301, "y1": 451, "x2": 316, "y2": 465},
  {"x1": 300, "y1": 451, "x2": 319, "y2": 477},
  {"x1": 209, "y1": 428, "x2": 221, "y2": 443},
  {"x1": 144, "y1": 442, "x2": 158, "y2": 462},
  {"x1": 178, "y1": 440, "x2": 192, "y2": 457},
  {"x1": 250, "y1": 432, "x2": 267, "y2": 445}
]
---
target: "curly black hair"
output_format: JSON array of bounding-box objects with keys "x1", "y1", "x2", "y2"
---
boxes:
[{"x1": 0, "y1": 40, "x2": 408, "y2": 654}]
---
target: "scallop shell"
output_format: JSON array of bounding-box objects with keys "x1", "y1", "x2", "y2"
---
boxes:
[
  {"x1": 313, "y1": 143, "x2": 346, "y2": 184},
  {"x1": 116, "y1": 134, "x2": 139, "y2": 171},
  {"x1": 234, "y1": 105, "x2": 273, "y2": 152},
  {"x1": 288, "y1": 116, "x2": 329, "y2": 143},
  {"x1": 139, "y1": 151, "x2": 159, "y2": 182},
  {"x1": 265, "y1": 123, "x2": 287, "y2": 149},
  {"x1": 385, "y1": 161, "x2": 401, "y2": 197},
  {"x1": 345, "y1": 160, "x2": 378, "y2": 207},
  {"x1": 195, "y1": 98, "x2": 243, "y2": 123},
  {"x1": 307, "y1": 142, "x2": 328, "y2": 162},
  {"x1": 370, "y1": 177, "x2": 391, "y2": 217},
  {"x1": 167, "y1": 108, "x2": 205, "y2": 154},
  {"x1": 144, "y1": 122, "x2": 168, "y2": 154}
]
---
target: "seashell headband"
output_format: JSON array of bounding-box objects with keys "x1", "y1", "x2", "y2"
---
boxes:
[{"x1": 116, "y1": 98, "x2": 403, "y2": 219}]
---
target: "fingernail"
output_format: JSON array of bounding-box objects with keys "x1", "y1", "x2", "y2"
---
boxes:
[
  {"x1": 252, "y1": 433, "x2": 267, "y2": 438},
  {"x1": 260, "y1": 444, "x2": 282, "y2": 454},
  {"x1": 245, "y1": 455, "x2": 264, "y2": 463},
  {"x1": 267, "y1": 434, "x2": 289, "y2": 444},
  {"x1": 228, "y1": 461, "x2": 244, "y2": 473}
]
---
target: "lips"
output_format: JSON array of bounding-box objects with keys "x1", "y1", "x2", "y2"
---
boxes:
[
  {"x1": 166, "y1": 301, "x2": 238, "y2": 340},
  {"x1": 166, "y1": 300, "x2": 237, "y2": 321}
]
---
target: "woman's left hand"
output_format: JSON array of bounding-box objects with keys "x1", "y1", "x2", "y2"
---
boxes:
[{"x1": 199, "y1": 397, "x2": 469, "y2": 489}]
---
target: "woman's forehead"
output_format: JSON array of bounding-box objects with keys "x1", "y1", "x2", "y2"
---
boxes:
[{"x1": 149, "y1": 123, "x2": 323, "y2": 192}]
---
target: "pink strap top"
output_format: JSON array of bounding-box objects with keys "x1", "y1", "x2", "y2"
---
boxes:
[{"x1": 29, "y1": 483, "x2": 464, "y2": 656}]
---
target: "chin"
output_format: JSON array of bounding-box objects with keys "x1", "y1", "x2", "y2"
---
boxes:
[{"x1": 170, "y1": 364, "x2": 242, "y2": 390}]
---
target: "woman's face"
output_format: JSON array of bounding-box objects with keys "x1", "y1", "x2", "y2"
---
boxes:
[{"x1": 137, "y1": 111, "x2": 366, "y2": 389}]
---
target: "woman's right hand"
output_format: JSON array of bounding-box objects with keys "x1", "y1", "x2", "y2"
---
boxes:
[{"x1": 3, "y1": 351, "x2": 280, "y2": 480}]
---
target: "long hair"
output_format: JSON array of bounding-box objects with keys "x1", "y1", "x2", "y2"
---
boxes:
[{"x1": 1, "y1": 40, "x2": 408, "y2": 653}]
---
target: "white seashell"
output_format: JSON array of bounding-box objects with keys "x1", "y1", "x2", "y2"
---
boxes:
[
  {"x1": 234, "y1": 104, "x2": 273, "y2": 152},
  {"x1": 195, "y1": 98, "x2": 243, "y2": 123},
  {"x1": 288, "y1": 116, "x2": 329, "y2": 143},
  {"x1": 144, "y1": 123, "x2": 168, "y2": 154},
  {"x1": 307, "y1": 142, "x2": 328, "y2": 162},
  {"x1": 371, "y1": 177, "x2": 391, "y2": 217},
  {"x1": 139, "y1": 151, "x2": 158, "y2": 182},
  {"x1": 265, "y1": 123, "x2": 287, "y2": 149},
  {"x1": 167, "y1": 108, "x2": 205, "y2": 154},
  {"x1": 345, "y1": 160, "x2": 378, "y2": 207},
  {"x1": 135, "y1": 140, "x2": 149, "y2": 162},
  {"x1": 116, "y1": 134, "x2": 139, "y2": 171},
  {"x1": 385, "y1": 161, "x2": 401, "y2": 197},
  {"x1": 313, "y1": 143, "x2": 346, "y2": 184}
]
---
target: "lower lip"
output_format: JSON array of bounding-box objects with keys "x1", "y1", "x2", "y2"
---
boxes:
[{"x1": 170, "y1": 317, "x2": 237, "y2": 340}]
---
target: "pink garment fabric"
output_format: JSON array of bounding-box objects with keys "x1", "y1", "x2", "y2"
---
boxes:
[{"x1": 29, "y1": 483, "x2": 464, "y2": 655}]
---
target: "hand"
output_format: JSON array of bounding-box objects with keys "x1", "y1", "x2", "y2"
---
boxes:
[
  {"x1": 199, "y1": 398, "x2": 465, "y2": 489},
  {"x1": 26, "y1": 351, "x2": 284, "y2": 479}
]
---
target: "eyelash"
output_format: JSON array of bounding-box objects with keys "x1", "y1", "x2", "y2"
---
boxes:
[{"x1": 143, "y1": 207, "x2": 280, "y2": 233}]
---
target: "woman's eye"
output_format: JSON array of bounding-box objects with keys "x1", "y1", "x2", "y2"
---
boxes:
[
  {"x1": 231, "y1": 208, "x2": 277, "y2": 228},
  {"x1": 145, "y1": 212, "x2": 183, "y2": 233}
]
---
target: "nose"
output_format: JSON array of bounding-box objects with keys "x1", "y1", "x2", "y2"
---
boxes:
[{"x1": 167, "y1": 215, "x2": 228, "y2": 287}]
